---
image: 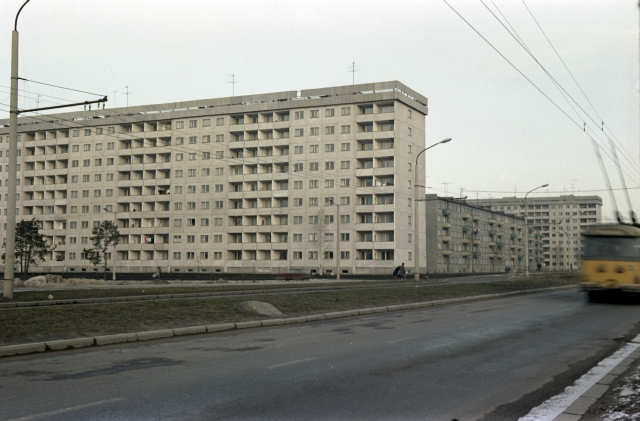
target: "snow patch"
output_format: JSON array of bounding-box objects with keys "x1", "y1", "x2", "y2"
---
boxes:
[{"x1": 518, "y1": 334, "x2": 640, "y2": 421}]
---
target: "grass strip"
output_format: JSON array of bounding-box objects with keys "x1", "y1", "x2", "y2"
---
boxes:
[
  {"x1": 0, "y1": 281, "x2": 412, "y2": 303},
  {"x1": 0, "y1": 277, "x2": 577, "y2": 345}
]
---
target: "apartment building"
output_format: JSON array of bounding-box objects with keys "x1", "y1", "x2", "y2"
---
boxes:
[
  {"x1": 0, "y1": 81, "x2": 428, "y2": 275},
  {"x1": 424, "y1": 195, "x2": 526, "y2": 273},
  {"x1": 468, "y1": 195, "x2": 603, "y2": 270}
]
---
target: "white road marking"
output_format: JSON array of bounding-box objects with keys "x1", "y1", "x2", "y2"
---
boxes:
[
  {"x1": 518, "y1": 333, "x2": 640, "y2": 421},
  {"x1": 7, "y1": 398, "x2": 123, "y2": 421},
  {"x1": 267, "y1": 357, "x2": 317, "y2": 369},
  {"x1": 387, "y1": 336, "x2": 416, "y2": 344}
]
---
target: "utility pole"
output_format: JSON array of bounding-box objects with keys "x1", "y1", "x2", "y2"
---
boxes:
[{"x1": 4, "y1": 0, "x2": 108, "y2": 299}]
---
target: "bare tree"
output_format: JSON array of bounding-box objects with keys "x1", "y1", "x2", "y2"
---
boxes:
[
  {"x1": 312, "y1": 208, "x2": 334, "y2": 275},
  {"x1": 2, "y1": 218, "x2": 54, "y2": 278},
  {"x1": 83, "y1": 220, "x2": 120, "y2": 280}
]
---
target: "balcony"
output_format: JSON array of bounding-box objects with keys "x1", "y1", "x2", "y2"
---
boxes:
[
  {"x1": 461, "y1": 213, "x2": 471, "y2": 220},
  {"x1": 473, "y1": 252, "x2": 481, "y2": 258},
  {"x1": 442, "y1": 250, "x2": 452, "y2": 256},
  {"x1": 462, "y1": 238, "x2": 470, "y2": 244},
  {"x1": 441, "y1": 236, "x2": 451, "y2": 242},
  {"x1": 462, "y1": 251, "x2": 470, "y2": 257},
  {"x1": 472, "y1": 240, "x2": 481, "y2": 245},
  {"x1": 472, "y1": 215, "x2": 480, "y2": 221},
  {"x1": 441, "y1": 222, "x2": 451, "y2": 228},
  {"x1": 442, "y1": 209, "x2": 451, "y2": 216},
  {"x1": 488, "y1": 219, "x2": 496, "y2": 225},
  {"x1": 496, "y1": 231, "x2": 504, "y2": 237},
  {"x1": 462, "y1": 225, "x2": 471, "y2": 232},
  {"x1": 488, "y1": 230, "x2": 496, "y2": 236}
]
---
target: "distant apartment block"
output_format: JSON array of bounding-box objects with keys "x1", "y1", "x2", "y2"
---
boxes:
[
  {"x1": 468, "y1": 195, "x2": 603, "y2": 270},
  {"x1": 0, "y1": 81, "x2": 429, "y2": 275},
  {"x1": 425, "y1": 194, "x2": 526, "y2": 273}
]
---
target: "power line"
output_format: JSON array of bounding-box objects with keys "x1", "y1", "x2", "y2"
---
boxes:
[
  {"x1": 521, "y1": 0, "x2": 640, "y2": 176},
  {"x1": 480, "y1": 0, "x2": 640, "y2": 183},
  {"x1": 17, "y1": 78, "x2": 105, "y2": 97},
  {"x1": 443, "y1": 0, "x2": 639, "y2": 187}
]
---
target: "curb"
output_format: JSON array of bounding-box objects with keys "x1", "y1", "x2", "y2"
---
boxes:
[
  {"x1": 552, "y1": 341, "x2": 640, "y2": 421},
  {"x1": 0, "y1": 285, "x2": 575, "y2": 358}
]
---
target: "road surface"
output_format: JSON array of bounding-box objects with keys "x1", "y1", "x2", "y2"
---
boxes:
[{"x1": 1, "y1": 288, "x2": 638, "y2": 421}]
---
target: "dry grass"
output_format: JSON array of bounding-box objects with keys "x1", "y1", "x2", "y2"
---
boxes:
[{"x1": 0, "y1": 276, "x2": 577, "y2": 345}]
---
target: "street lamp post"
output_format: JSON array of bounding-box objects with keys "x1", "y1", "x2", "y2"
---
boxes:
[
  {"x1": 329, "y1": 199, "x2": 340, "y2": 280},
  {"x1": 4, "y1": 0, "x2": 31, "y2": 299},
  {"x1": 414, "y1": 138, "x2": 452, "y2": 281},
  {"x1": 103, "y1": 207, "x2": 117, "y2": 281},
  {"x1": 524, "y1": 184, "x2": 549, "y2": 277}
]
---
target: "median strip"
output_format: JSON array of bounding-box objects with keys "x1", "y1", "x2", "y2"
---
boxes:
[{"x1": 0, "y1": 284, "x2": 576, "y2": 358}]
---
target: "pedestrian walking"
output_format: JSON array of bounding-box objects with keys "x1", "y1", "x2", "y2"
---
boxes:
[{"x1": 397, "y1": 263, "x2": 407, "y2": 280}]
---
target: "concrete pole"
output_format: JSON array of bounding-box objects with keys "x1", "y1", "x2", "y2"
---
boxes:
[
  {"x1": 524, "y1": 197, "x2": 529, "y2": 277},
  {"x1": 414, "y1": 155, "x2": 420, "y2": 281},
  {"x1": 524, "y1": 184, "x2": 548, "y2": 277},
  {"x1": 335, "y1": 203, "x2": 340, "y2": 280},
  {"x1": 4, "y1": 30, "x2": 19, "y2": 299},
  {"x1": 111, "y1": 214, "x2": 116, "y2": 281},
  {"x1": 414, "y1": 138, "x2": 451, "y2": 281}
]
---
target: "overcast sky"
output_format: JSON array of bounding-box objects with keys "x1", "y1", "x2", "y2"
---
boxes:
[{"x1": 1, "y1": 0, "x2": 638, "y2": 221}]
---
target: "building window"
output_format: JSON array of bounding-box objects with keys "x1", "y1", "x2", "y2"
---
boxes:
[
  {"x1": 310, "y1": 127, "x2": 319, "y2": 136},
  {"x1": 295, "y1": 111, "x2": 304, "y2": 120},
  {"x1": 216, "y1": 117, "x2": 224, "y2": 126},
  {"x1": 325, "y1": 162, "x2": 334, "y2": 170},
  {"x1": 341, "y1": 125, "x2": 351, "y2": 134},
  {"x1": 341, "y1": 107, "x2": 351, "y2": 116},
  {"x1": 295, "y1": 128, "x2": 304, "y2": 137},
  {"x1": 326, "y1": 126, "x2": 335, "y2": 135}
]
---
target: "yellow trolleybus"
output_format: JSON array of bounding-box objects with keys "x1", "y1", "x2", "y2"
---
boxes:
[{"x1": 581, "y1": 224, "x2": 640, "y2": 302}]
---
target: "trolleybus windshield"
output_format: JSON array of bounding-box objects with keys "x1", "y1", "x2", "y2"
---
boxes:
[{"x1": 583, "y1": 236, "x2": 640, "y2": 261}]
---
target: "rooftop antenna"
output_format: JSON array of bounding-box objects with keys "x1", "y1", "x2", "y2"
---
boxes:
[
  {"x1": 229, "y1": 74, "x2": 238, "y2": 97},
  {"x1": 348, "y1": 62, "x2": 359, "y2": 85},
  {"x1": 442, "y1": 182, "x2": 452, "y2": 197},
  {"x1": 123, "y1": 85, "x2": 133, "y2": 107},
  {"x1": 111, "y1": 90, "x2": 118, "y2": 108}
]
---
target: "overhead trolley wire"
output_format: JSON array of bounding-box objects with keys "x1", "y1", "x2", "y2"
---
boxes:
[
  {"x1": 443, "y1": 0, "x2": 640, "y2": 188},
  {"x1": 521, "y1": 0, "x2": 640, "y2": 176},
  {"x1": 481, "y1": 0, "x2": 640, "y2": 184}
]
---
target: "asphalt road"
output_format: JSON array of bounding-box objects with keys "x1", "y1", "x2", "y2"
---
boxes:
[{"x1": 1, "y1": 288, "x2": 639, "y2": 421}]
